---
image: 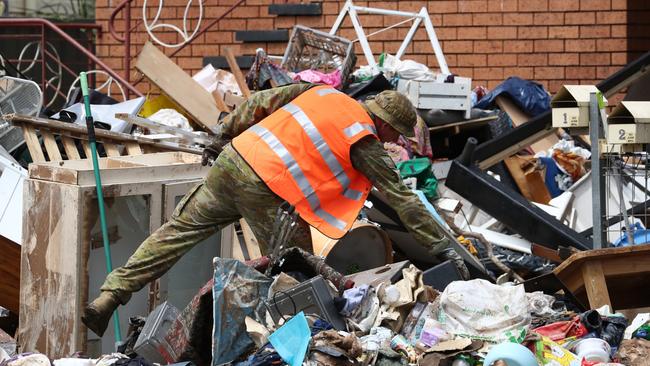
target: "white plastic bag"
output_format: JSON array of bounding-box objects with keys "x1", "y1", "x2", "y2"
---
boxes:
[{"x1": 438, "y1": 279, "x2": 530, "y2": 343}]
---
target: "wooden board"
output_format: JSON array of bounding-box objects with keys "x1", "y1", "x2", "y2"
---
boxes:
[
  {"x1": 428, "y1": 116, "x2": 497, "y2": 132},
  {"x1": 495, "y1": 95, "x2": 559, "y2": 154},
  {"x1": 224, "y1": 47, "x2": 252, "y2": 98},
  {"x1": 135, "y1": 42, "x2": 222, "y2": 133},
  {"x1": 504, "y1": 155, "x2": 551, "y2": 204},
  {"x1": 21, "y1": 124, "x2": 45, "y2": 162},
  {"x1": 0, "y1": 235, "x2": 20, "y2": 314}
]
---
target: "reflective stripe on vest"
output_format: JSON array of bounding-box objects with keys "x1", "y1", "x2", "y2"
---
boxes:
[{"x1": 233, "y1": 85, "x2": 377, "y2": 238}]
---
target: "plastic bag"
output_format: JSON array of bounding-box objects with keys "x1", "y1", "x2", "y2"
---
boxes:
[
  {"x1": 475, "y1": 76, "x2": 551, "y2": 116},
  {"x1": 438, "y1": 279, "x2": 531, "y2": 343},
  {"x1": 396, "y1": 158, "x2": 438, "y2": 200}
]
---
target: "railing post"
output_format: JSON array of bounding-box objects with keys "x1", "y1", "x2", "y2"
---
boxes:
[
  {"x1": 40, "y1": 23, "x2": 47, "y2": 107},
  {"x1": 124, "y1": 0, "x2": 131, "y2": 98}
]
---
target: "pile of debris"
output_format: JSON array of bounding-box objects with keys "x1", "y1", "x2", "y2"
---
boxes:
[{"x1": 2, "y1": 2, "x2": 650, "y2": 366}]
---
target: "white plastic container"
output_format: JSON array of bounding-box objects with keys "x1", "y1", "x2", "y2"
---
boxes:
[{"x1": 574, "y1": 338, "x2": 611, "y2": 362}]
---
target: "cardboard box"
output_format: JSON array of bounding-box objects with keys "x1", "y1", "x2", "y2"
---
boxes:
[
  {"x1": 551, "y1": 85, "x2": 606, "y2": 128},
  {"x1": 606, "y1": 101, "x2": 650, "y2": 144}
]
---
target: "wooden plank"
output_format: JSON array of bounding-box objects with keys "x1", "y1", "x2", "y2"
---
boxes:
[
  {"x1": 21, "y1": 124, "x2": 46, "y2": 162},
  {"x1": 495, "y1": 95, "x2": 559, "y2": 154},
  {"x1": 428, "y1": 116, "x2": 497, "y2": 132},
  {"x1": 124, "y1": 142, "x2": 143, "y2": 155},
  {"x1": 103, "y1": 142, "x2": 120, "y2": 157},
  {"x1": 581, "y1": 260, "x2": 612, "y2": 309},
  {"x1": 61, "y1": 136, "x2": 80, "y2": 160},
  {"x1": 504, "y1": 156, "x2": 551, "y2": 204},
  {"x1": 212, "y1": 90, "x2": 232, "y2": 113},
  {"x1": 41, "y1": 130, "x2": 62, "y2": 161},
  {"x1": 0, "y1": 235, "x2": 20, "y2": 314},
  {"x1": 81, "y1": 141, "x2": 93, "y2": 159},
  {"x1": 135, "y1": 42, "x2": 221, "y2": 133},
  {"x1": 239, "y1": 218, "x2": 262, "y2": 259},
  {"x1": 224, "y1": 47, "x2": 252, "y2": 98}
]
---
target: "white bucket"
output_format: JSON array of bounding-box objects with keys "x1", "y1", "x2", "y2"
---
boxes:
[{"x1": 574, "y1": 338, "x2": 611, "y2": 362}]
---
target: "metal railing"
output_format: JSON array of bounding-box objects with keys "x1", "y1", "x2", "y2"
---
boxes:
[
  {"x1": 0, "y1": 18, "x2": 142, "y2": 108},
  {"x1": 108, "y1": 0, "x2": 246, "y2": 88}
]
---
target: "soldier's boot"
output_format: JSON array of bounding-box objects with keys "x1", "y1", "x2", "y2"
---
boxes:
[{"x1": 82, "y1": 291, "x2": 121, "y2": 337}]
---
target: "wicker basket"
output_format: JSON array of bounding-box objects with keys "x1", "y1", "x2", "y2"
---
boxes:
[{"x1": 281, "y1": 25, "x2": 356, "y2": 88}]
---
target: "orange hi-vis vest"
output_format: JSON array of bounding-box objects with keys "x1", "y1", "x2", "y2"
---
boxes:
[{"x1": 232, "y1": 85, "x2": 378, "y2": 238}]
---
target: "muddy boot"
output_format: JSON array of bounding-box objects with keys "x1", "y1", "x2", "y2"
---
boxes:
[{"x1": 82, "y1": 291, "x2": 121, "y2": 337}]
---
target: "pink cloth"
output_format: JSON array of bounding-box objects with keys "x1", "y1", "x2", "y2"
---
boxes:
[
  {"x1": 397, "y1": 116, "x2": 433, "y2": 160},
  {"x1": 293, "y1": 69, "x2": 342, "y2": 89}
]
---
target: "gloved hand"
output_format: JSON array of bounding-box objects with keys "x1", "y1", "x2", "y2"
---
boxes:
[
  {"x1": 201, "y1": 139, "x2": 229, "y2": 166},
  {"x1": 436, "y1": 248, "x2": 470, "y2": 280}
]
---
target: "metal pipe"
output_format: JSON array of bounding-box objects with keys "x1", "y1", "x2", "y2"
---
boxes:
[{"x1": 124, "y1": 0, "x2": 131, "y2": 98}]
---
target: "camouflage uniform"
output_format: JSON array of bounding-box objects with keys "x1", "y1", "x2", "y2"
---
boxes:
[{"x1": 101, "y1": 84, "x2": 451, "y2": 304}]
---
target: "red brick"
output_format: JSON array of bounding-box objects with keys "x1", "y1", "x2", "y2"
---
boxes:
[
  {"x1": 322, "y1": 2, "x2": 340, "y2": 14},
  {"x1": 565, "y1": 12, "x2": 596, "y2": 24},
  {"x1": 503, "y1": 40, "x2": 534, "y2": 53},
  {"x1": 597, "y1": 39, "x2": 627, "y2": 51},
  {"x1": 534, "y1": 39, "x2": 565, "y2": 52},
  {"x1": 549, "y1": 0, "x2": 580, "y2": 11},
  {"x1": 246, "y1": 18, "x2": 274, "y2": 29},
  {"x1": 534, "y1": 66, "x2": 565, "y2": 79},
  {"x1": 177, "y1": 57, "x2": 201, "y2": 70},
  {"x1": 612, "y1": 0, "x2": 627, "y2": 9},
  {"x1": 549, "y1": 26, "x2": 580, "y2": 39},
  {"x1": 565, "y1": 66, "x2": 596, "y2": 79},
  {"x1": 534, "y1": 12, "x2": 564, "y2": 25},
  {"x1": 487, "y1": 26, "x2": 518, "y2": 40},
  {"x1": 611, "y1": 52, "x2": 627, "y2": 65},
  {"x1": 518, "y1": 26, "x2": 549, "y2": 39},
  {"x1": 488, "y1": 0, "x2": 517, "y2": 12},
  {"x1": 611, "y1": 25, "x2": 626, "y2": 37},
  {"x1": 435, "y1": 27, "x2": 458, "y2": 40},
  {"x1": 487, "y1": 80, "x2": 503, "y2": 89},
  {"x1": 519, "y1": 0, "x2": 549, "y2": 11},
  {"x1": 230, "y1": 6, "x2": 259, "y2": 18},
  {"x1": 218, "y1": 18, "x2": 246, "y2": 30},
  {"x1": 443, "y1": 54, "x2": 458, "y2": 67},
  {"x1": 454, "y1": 68, "x2": 475, "y2": 78},
  {"x1": 295, "y1": 15, "x2": 324, "y2": 27},
  {"x1": 458, "y1": 0, "x2": 488, "y2": 13},
  {"x1": 565, "y1": 39, "x2": 596, "y2": 52},
  {"x1": 503, "y1": 13, "x2": 533, "y2": 26},
  {"x1": 428, "y1": 1, "x2": 458, "y2": 13},
  {"x1": 596, "y1": 11, "x2": 627, "y2": 24},
  {"x1": 274, "y1": 16, "x2": 297, "y2": 29},
  {"x1": 510, "y1": 67, "x2": 534, "y2": 79},
  {"x1": 459, "y1": 54, "x2": 487, "y2": 67},
  {"x1": 443, "y1": 40, "x2": 474, "y2": 53},
  {"x1": 204, "y1": 6, "x2": 230, "y2": 18},
  {"x1": 473, "y1": 40, "x2": 504, "y2": 53},
  {"x1": 579, "y1": 52, "x2": 611, "y2": 65},
  {"x1": 358, "y1": 14, "x2": 383, "y2": 27},
  {"x1": 458, "y1": 27, "x2": 488, "y2": 40},
  {"x1": 518, "y1": 54, "x2": 548, "y2": 66},
  {"x1": 474, "y1": 67, "x2": 505, "y2": 79},
  {"x1": 372, "y1": 1, "x2": 399, "y2": 11},
  {"x1": 443, "y1": 13, "x2": 473, "y2": 26},
  {"x1": 205, "y1": 31, "x2": 232, "y2": 44},
  {"x1": 597, "y1": 66, "x2": 623, "y2": 78},
  {"x1": 580, "y1": 0, "x2": 611, "y2": 10},
  {"x1": 580, "y1": 25, "x2": 611, "y2": 38},
  {"x1": 488, "y1": 53, "x2": 517, "y2": 66},
  {"x1": 473, "y1": 13, "x2": 503, "y2": 26},
  {"x1": 398, "y1": 1, "x2": 424, "y2": 12},
  {"x1": 549, "y1": 53, "x2": 580, "y2": 65}
]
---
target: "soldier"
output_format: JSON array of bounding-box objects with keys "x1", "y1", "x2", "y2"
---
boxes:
[{"x1": 83, "y1": 84, "x2": 469, "y2": 336}]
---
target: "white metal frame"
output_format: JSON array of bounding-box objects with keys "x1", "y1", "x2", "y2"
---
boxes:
[{"x1": 329, "y1": 0, "x2": 450, "y2": 75}]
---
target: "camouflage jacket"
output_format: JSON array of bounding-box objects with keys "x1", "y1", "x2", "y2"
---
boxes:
[{"x1": 219, "y1": 84, "x2": 450, "y2": 254}]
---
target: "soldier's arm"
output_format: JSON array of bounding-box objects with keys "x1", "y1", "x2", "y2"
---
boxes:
[
  {"x1": 350, "y1": 137, "x2": 450, "y2": 255},
  {"x1": 220, "y1": 83, "x2": 315, "y2": 140}
]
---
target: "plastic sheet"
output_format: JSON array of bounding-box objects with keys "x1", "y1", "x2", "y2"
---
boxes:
[{"x1": 475, "y1": 76, "x2": 551, "y2": 116}]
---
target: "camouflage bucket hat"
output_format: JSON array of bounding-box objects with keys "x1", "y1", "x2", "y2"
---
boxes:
[{"x1": 365, "y1": 90, "x2": 416, "y2": 137}]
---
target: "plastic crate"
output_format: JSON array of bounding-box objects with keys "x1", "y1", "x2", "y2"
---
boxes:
[{"x1": 281, "y1": 25, "x2": 356, "y2": 88}]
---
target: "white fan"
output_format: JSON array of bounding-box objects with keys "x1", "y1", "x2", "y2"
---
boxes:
[{"x1": 0, "y1": 76, "x2": 43, "y2": 117}]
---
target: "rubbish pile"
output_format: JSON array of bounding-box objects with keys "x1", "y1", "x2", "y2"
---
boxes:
[{"x1": 2, "y1": 2, "x2": 650, "y2": 366}]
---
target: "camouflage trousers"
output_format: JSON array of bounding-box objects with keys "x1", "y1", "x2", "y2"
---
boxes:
[{"x1": 101, "y1": 145, "x2": 313, "y2": 304}]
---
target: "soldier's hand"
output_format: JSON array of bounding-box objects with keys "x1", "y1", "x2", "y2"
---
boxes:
[
  {"x1": 201, "y1": 139, "x2": 229, "y2": 166},
  {"x1": 436, "y1": 248, "x2": 470, "y2": 280}
]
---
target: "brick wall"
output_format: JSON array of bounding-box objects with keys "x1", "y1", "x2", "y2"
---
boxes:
[{"x1": 95, "y1": 0, "x2": 642, "y2": 100}]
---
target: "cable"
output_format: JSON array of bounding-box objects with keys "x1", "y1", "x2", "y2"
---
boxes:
[{"x1": 142, "y1": 0, "x2": 204, "y2": 48}]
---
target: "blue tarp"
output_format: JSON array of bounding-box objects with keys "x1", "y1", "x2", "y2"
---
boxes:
[{"x1": 475, "y1": 77, "x2": 551, "y2": 116}]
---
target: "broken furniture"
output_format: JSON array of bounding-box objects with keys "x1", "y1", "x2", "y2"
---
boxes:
[
  {"x1": 135, "y1": 42, "x2": 224, "y2": 134},
  {"x1": 281, "y1": 25, "x2": 356, "y2": 89},
  {"x1": 445, "y1": 51, "x2": 650, "y2": 252},
  {"x1": 552, "y1": 244, "x2": 650, "y2": 310},
  {"x1": 6, "y1": 114, "x2": 201, "y2": 163},
  {"x1": 329, "y1": 0, "x2": 449, "y2": 75},
  {"x1": 398, "y1": 77, "x2": 472, "y2": 119},
  {"x1": 18, "y1": 152, "x2": 210, "y2": 357}
]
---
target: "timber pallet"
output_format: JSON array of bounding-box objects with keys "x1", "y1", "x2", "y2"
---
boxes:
[{"x1": 6, "y1": 114, "x2": 201, "y2": 163}]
